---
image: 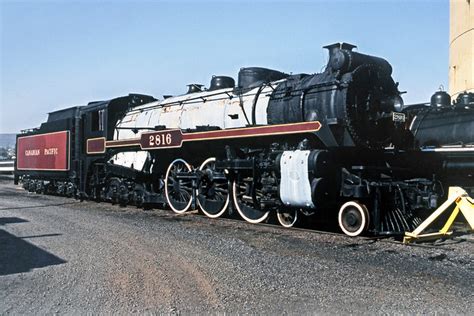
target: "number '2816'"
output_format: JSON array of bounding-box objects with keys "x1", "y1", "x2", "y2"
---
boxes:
[{"x1": 148, "y1": 133, "x2": 172, "y2": 147}]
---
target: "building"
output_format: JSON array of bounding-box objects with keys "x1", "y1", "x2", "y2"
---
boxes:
[{"x1": 449, "y1": 0, "x2": 474, "y2": 98}]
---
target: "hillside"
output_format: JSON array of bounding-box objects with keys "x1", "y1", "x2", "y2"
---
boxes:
[{"x1": 0, "y1": 133, "x2": 16, "y2": 148}]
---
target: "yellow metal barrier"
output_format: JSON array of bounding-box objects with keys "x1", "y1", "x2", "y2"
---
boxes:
[{"x1": 403, "y1": 187, "x2": 474, "y2": 244}]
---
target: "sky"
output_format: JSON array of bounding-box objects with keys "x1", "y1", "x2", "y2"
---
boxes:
[{"x1": 1, "y1": 0, "x2": 449, "y2": 133}]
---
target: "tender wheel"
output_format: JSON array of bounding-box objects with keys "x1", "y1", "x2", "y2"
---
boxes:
[
  {"x1": 29, "y1": 180, "x2": 37, "y2": 192},
  {"x1": 22, "y1": 179, "x2": 30, "y2": 191},
  {"x1": 338, "y1": 201, "x2": 370, "y2": 237},
  {"x1": 66, "y1": 183, "x2": 76, "y2": 198},
  {"x1": 197, "y1": 158, "x2": 230, "y2": 218},
  {"x1": 232, "y1": 177, "x2": 269, "y2": 224},
  {"x1": 277, "y1": 209, "x2": 298, "y2": 228},
  {"x1": 165, "y1": 159, "x2": 193, "y2": 214},
  {"x1": 35, "y1": 181, "x2": 44, "y2": 194}
]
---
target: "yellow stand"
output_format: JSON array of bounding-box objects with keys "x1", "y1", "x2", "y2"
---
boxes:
[{"x1": 403, "y1": 187, "x2": 474, "y2": 244}]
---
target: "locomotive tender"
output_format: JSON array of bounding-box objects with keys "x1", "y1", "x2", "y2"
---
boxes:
[{"x1": 15, "y1": 43, "x2": 474, "y2": 236}]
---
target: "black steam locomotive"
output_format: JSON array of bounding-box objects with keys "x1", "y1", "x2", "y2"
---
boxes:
[{"x1": 14, "y1": 43, "x2": 474, "y2": 237}]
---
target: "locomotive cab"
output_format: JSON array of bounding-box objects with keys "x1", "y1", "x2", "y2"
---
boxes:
[
  {"x1": 82, "y1": 94, "x2": 156, "y2": 142},
  {"x1": 82, "y1": 102, "x2": 108, "y2": 141}
]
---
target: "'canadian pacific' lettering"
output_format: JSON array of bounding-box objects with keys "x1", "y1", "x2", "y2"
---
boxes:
[
  {"x1": 44, "y1": 148, "x2": 58, "y2": 155},
  {"x1": 25, "y1": 149, "x2": 40, "y2": 156}
]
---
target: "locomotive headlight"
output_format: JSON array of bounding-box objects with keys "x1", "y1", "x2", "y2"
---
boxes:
[{"x1": 392, "y1": 95, "x2": 404, "y2": 112}]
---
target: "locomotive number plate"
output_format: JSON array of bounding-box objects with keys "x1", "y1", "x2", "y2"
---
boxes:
[
  {"x1": 140, "y1": 129, "x2": 183, "y2": 150},
  {"x1": 392, "y1": 112, "x2": 406, "y2": 123}
]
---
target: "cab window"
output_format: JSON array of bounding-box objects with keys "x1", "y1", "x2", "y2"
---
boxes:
[{"x1": 91, "y1": 110, "x2": 105, "y2": 132}]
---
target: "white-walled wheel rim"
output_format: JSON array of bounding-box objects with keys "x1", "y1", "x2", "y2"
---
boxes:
[
  {"x1": 196, "y1": 158, "x2": 230, "y2": 218},
  {"x1": 277, "y1": 209, "x2": 298, "y2": 228},
  {"x1": 338, "y1": 201, "x2": 370, "y2": 237},
  {"x1": 232, "y1": 180, "x2": 269, "y2": 224},
  {"x1": 165, "y1": 159, "x2": 193, "y2": 214}
]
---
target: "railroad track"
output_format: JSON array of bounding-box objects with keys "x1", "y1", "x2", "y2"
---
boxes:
[
  {"x1": 3, "y1": 184, "x2": 470, "y2": 250},
  {"x1": 172, "y1": 209, "x2": 470, "y2": 249}
]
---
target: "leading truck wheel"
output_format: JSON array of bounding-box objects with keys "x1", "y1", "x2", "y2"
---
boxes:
[
  {"x1": 338, "y1": 201, "x2": 370, "y2": 237},
  {"x1": 277, "y1": 209, "x2": 298, "y2": 228},
  {"x1": 197, "y1": 158, "x2": 230, "y2": 218},
  {"x1": 165, "y1": 159, "x2": 193, "y2": 214}
]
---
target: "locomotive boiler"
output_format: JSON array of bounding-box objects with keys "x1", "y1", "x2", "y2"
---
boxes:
[{"x1": 15, "y1": 43, "x2": 453, "y2": 237}]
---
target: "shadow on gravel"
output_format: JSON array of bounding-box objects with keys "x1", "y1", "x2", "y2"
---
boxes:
[
  {"x1": 0, "y1": 230, "x2": 66, "y2": 276},
  {"x1": 0, "y1": 201, "x2": 80, "y2": 211},
  {"x1": 0, "y1": 217, "x2": 29, "y2": 226},
  {"x1": 0, "y1": 217, "x2": 66, "y2": 276}
]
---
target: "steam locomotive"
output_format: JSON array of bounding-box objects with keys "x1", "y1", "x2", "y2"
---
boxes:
[{"x1": 14, "y1": 43, "x2": 474, "y2": 236}]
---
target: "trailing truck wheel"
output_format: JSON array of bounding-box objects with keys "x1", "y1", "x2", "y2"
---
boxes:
[
  {"x1": 232, "y1": 178, "x2": 269, "y2": 224},
  {"x1": 277, "y1": 209, "x2": 298, "y2": 228},
  {"x1": 197, "y1": 158, "x2": 230, "y2": 219},
  {"x1": 165, "y1": 159, "x2": 193, "y2": 214},
  {"x1": 106, "y1": 178, "x2": 121, "y2": 205},
  {"x1": 133, "y1": 184, "x2": 145, "y2": 208},
  {"x1": 338, "y1": 201, "x2": 370, "y2": 237},
  {"x1": 118, "y1": 184, "x2": 129, "y2": 206}
]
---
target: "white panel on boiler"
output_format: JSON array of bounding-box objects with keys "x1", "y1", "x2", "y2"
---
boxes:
[{"x1": 279, "y1": 150, "x2": 314, "y2": 208}]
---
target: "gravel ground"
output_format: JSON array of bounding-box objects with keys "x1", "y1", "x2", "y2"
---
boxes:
[{"x1": 0, "y1": 179, "x2": 473, "y2": 314}]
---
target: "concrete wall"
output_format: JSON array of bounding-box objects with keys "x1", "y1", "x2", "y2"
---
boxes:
[{"x1": 449, "y1": 0, "x2": 474, "y2": 98}]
